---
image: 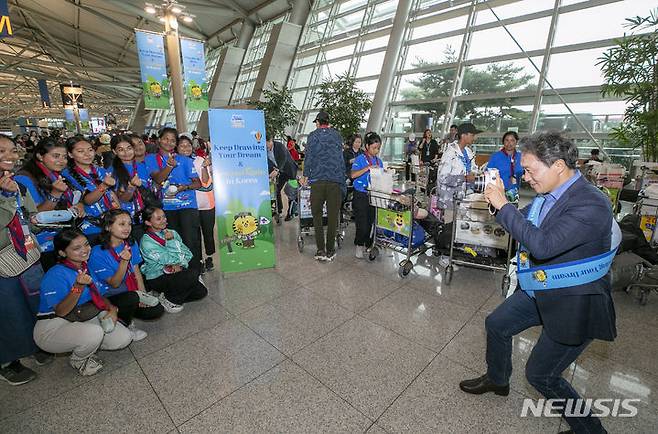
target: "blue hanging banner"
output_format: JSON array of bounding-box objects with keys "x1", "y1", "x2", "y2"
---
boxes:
[
  {"x1": 78, "y1": 108, "x2": 90, "y2": 133},
  {"x1": 135, "y1": 30, "x2": 170, "y2": 110},
  {"x1": 0, "y1": 0, "x2": 13, "y2": 38},
  {"x1": 208, "y1": 109, "x2": 276, "y2": 273},
  {"x1": 180, "y1": 37, "x2": 209, "y2": 111},
  {"x1": 38, "y1": 79, "x2": 50, "y2": 108}
]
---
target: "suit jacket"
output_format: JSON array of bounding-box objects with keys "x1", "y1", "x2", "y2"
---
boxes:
[
  {"x1": 496, "y1": 176, "x2": 617, "y2": 345},
  {"x1": 270, "y1": 140, "x2": 297, "y2": 179}
]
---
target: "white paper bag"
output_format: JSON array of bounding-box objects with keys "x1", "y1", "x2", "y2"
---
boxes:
[
  {"x1": 410, "y1": 154, "x2": 420, "y2": 174},
  {"x1": 370, "y1": 167, "x2": 394, "y2": 193}
]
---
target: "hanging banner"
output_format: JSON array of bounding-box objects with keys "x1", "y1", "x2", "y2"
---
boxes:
[
  {"x1": 209, "y1": 109, "x2": 275, "y2": 273},
  {"x1": 180, "y1": 37, "x2": 209, "y2": 111},
  {"x1": 0, "y1": 0, "x2": 12, "y2": 38},
  {"x1": 78, "y1": 108, "x2": 90, "y2": 133},
  {"x1": 38, "y1": 79, "x2": 50, "y2": 108},
  {"x1": 135, "y1": 30, "x2": 170, "y2": 110},
  {"x1": 63, "y1": 108, "x2": 76, "y2": 131}
]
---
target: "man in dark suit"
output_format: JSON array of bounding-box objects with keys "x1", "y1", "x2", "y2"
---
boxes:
[
  {"x1": 267, "y1": 138, "x2": 297, "y2": 219},
  {"x1": 460, "y1": 133, "x2": 616, "y2": 434}
]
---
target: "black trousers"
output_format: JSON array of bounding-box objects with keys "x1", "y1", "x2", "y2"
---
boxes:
[
  {"x1": 165, "y1": 208, "x2": 201, "y2": 273},
  {"x1": 352, "y1": 190, "x2": 375, "y2": 247},
  {"x1": 145, "y1": 268, "x2": 208, "y2": 305},
  {"x1": 199, "y1": 208, "x2": 216, "y2": 257},
  {"x1": 106, "y1": 291, "x2": 166, "y2": 325}
]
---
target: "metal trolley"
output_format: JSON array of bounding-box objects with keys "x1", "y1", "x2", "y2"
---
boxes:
[
  {"x1": 296, "y1": 185, "x2": 346, "y2": 252},
  {"x1": 367, "y1": 188, "x2": 431, "y2": 278},
  {"x1": 443, "y1": 195, "x2": 515, "y2": 295}
]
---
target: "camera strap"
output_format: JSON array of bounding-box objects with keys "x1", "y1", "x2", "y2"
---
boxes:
[{"x1": 517, "y1": 195, "x2": 619, "y2": 296}]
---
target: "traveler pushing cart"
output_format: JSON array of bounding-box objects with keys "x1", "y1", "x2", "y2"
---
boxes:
[
  {"x1": 296, "y1": 185, "x2": 346, "y2": 252},
  {"x1": 367, "y1": 188, "x2": 432, "y2": 278}
]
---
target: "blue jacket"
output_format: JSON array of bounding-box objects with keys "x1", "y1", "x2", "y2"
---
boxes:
[
  {"x1": 496, "y1": 176, "x2": 616, "y2": 345},
  {"x1": 303, "y1": 127, "x2": 345, "y2": 185},
  {"x1": 488, "y1": 149, "x2": 523, "y2": 190}
]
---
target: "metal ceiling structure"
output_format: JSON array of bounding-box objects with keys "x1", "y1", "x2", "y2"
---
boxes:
[{"x1": 0, "y1": 0, "x2": 290, "y2": 124}]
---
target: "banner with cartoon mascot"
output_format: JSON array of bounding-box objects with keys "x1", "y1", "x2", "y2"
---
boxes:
[
  {"x1": 208, "y1": 109, "x2": 276, "y2": 273},
  {"x1": 135, "y1": 30, "x2": 170, "y2": 110}
]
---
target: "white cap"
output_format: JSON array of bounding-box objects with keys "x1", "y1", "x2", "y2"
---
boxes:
[{"x1": 408, "y1": 133, "x2": 416, "y2": 141}]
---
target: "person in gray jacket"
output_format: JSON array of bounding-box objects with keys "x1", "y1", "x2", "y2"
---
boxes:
[{"x1": 300, "y1": 111, "x2": 345, "y2": 261}]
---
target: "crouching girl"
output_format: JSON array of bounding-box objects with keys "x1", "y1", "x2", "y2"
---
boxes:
[
  {"x1": 140, "y1": 206, "x2": 207, "y2": 313},
  {"x1": 33, "y1": 229, "x2": 132, "y2": 376}
]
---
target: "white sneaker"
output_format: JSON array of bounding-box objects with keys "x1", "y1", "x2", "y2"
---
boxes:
[
  {"x1": 158, "y1": 293, "x2": 184, "y2": 313},
  {"x1": 355, "y1": 245, "x2": 364, "y2": 259},
  {"x1": 70, "y1": 355, "x2": 103, "y2": 376},
  {"x1": 128, "y1": 322, "x2": 148, "y2": 342}
]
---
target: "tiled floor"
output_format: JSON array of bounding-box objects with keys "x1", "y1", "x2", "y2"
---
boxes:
[{"x1": 2, "y1": 221, "x2": 657, "y2": 433}]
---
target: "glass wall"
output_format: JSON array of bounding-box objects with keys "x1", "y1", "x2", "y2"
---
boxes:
[{"x1": 285, "y1": 0, "x2": 653, "y2": 166}]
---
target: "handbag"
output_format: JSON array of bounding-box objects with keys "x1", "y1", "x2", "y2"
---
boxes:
[
  {"x1": 138, "y1": 186, "x2": 162, "y2": 209},
  {"x1": 61, "y1": 301, "x2": 102, "y2": 322},
  {"x1": 0, "y1": 234, "x2": 41, "y2": 278}
]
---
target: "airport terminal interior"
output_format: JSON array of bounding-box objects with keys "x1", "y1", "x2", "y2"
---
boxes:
[{"x1": 1, "y1": 0, "x2": 658, "y2": 433}]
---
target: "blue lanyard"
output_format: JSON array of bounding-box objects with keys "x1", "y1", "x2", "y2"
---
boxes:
[{"x1": 461, "y1": 148, "x2": 471, "y2": 173}]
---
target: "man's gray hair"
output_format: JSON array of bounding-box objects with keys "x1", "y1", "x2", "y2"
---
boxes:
[{"x1": 519, "y1": 132, "x2": 579, "y2": 169}]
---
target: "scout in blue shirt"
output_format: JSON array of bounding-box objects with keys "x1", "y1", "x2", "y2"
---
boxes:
[
  {"x1": 144, "y1": 128, "x2": 203, "y2": 273},
  {"x1": 62, "y1": 137, "x2": 121, "y2": 235},
  {"x1": 89, "y1": 209, "x2": 163, "y2": 325},
  {"x1": 351, "y1": 132, "x2": 384, "y2": 259},
  {"x1": 108, "y1": 134, "x2": 154, "y2": 221},
  {"x1": 487, "y1": 131, "x2": 524, "y2": 192},
  {"x1": 145, "y1": 128, "x2": 200, "y2": 211}
]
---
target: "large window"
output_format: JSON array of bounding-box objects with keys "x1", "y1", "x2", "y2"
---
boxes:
[{"x1": 286, "y1": 0, "x2": 651, "y2": 166}]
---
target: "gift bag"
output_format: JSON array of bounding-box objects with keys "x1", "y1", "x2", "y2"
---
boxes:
[{"x1": 370, "y1": 168, "x2": 394, "y2": 193}]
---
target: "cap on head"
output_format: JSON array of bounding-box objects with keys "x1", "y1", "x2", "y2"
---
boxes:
[
  {"x1": 457, "y1": 123, "x2": 483, "y2": 136},
  {"x1": 314, "y1": 110, "x2": 330, "y2": 124},
  {"x1": 408, "y1": 133, "x2": 416, "y2": 141}
]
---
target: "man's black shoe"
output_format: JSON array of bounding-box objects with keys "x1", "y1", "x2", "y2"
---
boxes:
[{"x1": 459, "y1": 374, "x2": 509, "y2": 396}]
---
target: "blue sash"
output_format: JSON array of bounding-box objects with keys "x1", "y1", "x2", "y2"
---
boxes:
[{"x1": 517, "y1": 196, "x2": 618, "y2": 296}]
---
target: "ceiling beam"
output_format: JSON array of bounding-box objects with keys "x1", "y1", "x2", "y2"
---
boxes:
[
  {"x1": 63, "y1": 0, "x2": 136, "y2": 33},
  {"x1": 0, "y1": 53, "x2": 140, "y2": 72}
]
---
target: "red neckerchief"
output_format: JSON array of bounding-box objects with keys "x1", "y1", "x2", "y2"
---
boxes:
[
  {"x1": 35, "y1": 161, "x2": 74, "y2": 205},
  {"x1": 364, "y1": 152, "x2": 379, "y2": 167},
  {"x1": 129, "y1": 161, "x2": 145, "y2": 213},
  {"x1": 73, "y1": 164, "x2": 114, "y2": 210},
  {"x1": 318, "y1": 125, "x2": 330, "y2": 129},
  {"x1": 156, "y1": 152, "x2": 175, "y2": 170},
  {"x1": 147, "y1": 229, "x2": 166, "y2": 246},
  {"x1": 60, "y1": 259, "x2": 108, "y2": 310},
  {"x1": 502, "y1": 147, "x2": 516, "y2": 178},
  {"x1": 107, "y1": 241, "x2": 138, "y2": 292},
  {"x1": 6, "y1": 192, "x2": 28, "y2": 259}
]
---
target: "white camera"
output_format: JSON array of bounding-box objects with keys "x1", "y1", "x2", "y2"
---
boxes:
[{"x1": 473, "y1": 168, "x2": 500, "y2": 193}]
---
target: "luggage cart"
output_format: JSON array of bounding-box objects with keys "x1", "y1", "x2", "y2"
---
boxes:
[
  {"x1": 443, "y1": 195, "x2": 515, "y2": 295},
  {"x1": 296, "y1": 186, "x2": 345, "y2": 252},
  {"x1": 368, "y1": 188, "x2": 431, "y2": 278}
]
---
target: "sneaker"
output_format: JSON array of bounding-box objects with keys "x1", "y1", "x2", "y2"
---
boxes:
[
  {"x1": 0, "y1": 361, "x2": 37, "y2": 386},
  {"x1": 198, "y1": 275, "x2": 207, "y2": 288},
  {"x1": 128, "y1": 322, "x2": 148, "y2": 342},
  {"x1": 324, "y1": 250, "x2": 336, "y2": 261},
  {"x1": 159, "y1": 293, "x2": 184, "y2": 313},
  {"x1": 69, "y1": 355, "x2": 103, "y2": 376},
  {"x1": 32, "y1": 350, "x2": 55, "y2": 366},
  {"x1": 284, "y1": 214, "x2": 293, "y2": 222},
  {"x1": 205, "y1": 257, "x2": 214, "y2": 271},
  {"x1": 355, "y1": 245, "x2": 364, "y2": 259},
  {"x1": 314, "y1": 249, "x2": 326, "y2": 260}
]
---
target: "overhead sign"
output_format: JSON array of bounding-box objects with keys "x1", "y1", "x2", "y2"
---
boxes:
[
  {"x1": 135, "y1": 30, "x2": 170, "y2": 110},
  {"x1": 0, "y1": 0, "x2": 12, "y2": 38},
  {"x1": 180, "y1": 37, "x2": 209, "y2": 111},
  {"x1": 38, "y1": 79, "x2": 51, "y2": 108},
  {"x1": 60, "y1": 83, "x2": 84, "y2": 108}
]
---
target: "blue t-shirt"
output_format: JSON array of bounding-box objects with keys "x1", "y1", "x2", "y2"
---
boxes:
[
  {"x1": 108, "y1": 161, "x2": 153, "y2": 217},
  {"x1": 145, "y1": 154, "x2": 198, "y2": 210},
  {"x1": 89, "y1": 242, "x2": 142, "y2": 297},
  {"x1": 351, "y1": 153, "x2": 384, "y2": 193},
  {"x1": 488, "y1": 149, "x2": 524, "y2": 191},
  {"x1": 14, "y1": 175, "x2": 57, "y2": 252},
  {"x1": 38, "y1": 263, "x2": 109, "y2": 314},
  {"x1": 62, "y1": 166, "x2": 115, "y2": 235}
]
